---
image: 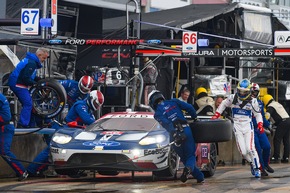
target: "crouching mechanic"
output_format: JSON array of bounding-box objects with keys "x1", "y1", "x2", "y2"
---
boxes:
[
  {"x1": 148, "y1": 90, "x2": 204, "y2": 184},
  {"x1": 26, "y1": 90, "x2": 104, "y2": 177},
  {"x1": 65, "y1": 90, "x2": 104, "y2": 126},
  {"x1": 212, "y1": 79, "x2": 263, "y2": 178}
]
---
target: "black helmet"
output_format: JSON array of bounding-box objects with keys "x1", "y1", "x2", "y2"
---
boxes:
[{"x1": 148, "y1": 90, "x2": 165, "y2": 110}]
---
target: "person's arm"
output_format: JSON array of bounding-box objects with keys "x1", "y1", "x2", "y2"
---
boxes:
[
  {"x1": 75, "y1": 104, "x2": 95, "y2": 125},
  {"x1": 212, "y1": 96, "x2": 231, "y2": 119},
  {"x1": 259, "y1": 101, "x2": 270, "y2": 128},
  {"x1": 174, "y1": 99, "x2": 197, "y2": 119}
]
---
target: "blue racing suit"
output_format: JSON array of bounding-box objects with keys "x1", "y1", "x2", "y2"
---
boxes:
[
  {"x1": 27, "y1": 122, "x2": 62, "y2": 175},
  {"x1": 27, "y1": 100, "x2": 95, "y2": 175},
  {"x1": 0, "y1": 93, "x2": 26, "y2": 176},
  {"x1": 154, "y1": 98, "x2": 204, "y2": 181},
  {"x1": 252, "y1": 99, "x2": 271, "y2": 169},
  {"x1": 58, "y1": 80, "x2": 88, "y2": 107},
  {"x1": 65, "y1": 100, "x2": 95, "y2": 126},
  {"x1": 8, "y1": 52, "x2": 42, "y2": 127}
]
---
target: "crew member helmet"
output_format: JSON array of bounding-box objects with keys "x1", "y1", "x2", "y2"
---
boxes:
[
  {"x1": 87, "y1": 90, "x2": 104, "y2": 111},
  {"x1": 78, "y1": 75, "x2": 94, "y2": 94},
  {"x1": 196, "y1": 87, "x2": 207, "y2": 97},
  {"x1": 262, "y1": 94, "x2": 273, "y2": 107},
  {"x1": 251, "y1": 83, "x2": 260, "y2": 98},
  {"x1": 237, "y1": 79, "x2": 251, "y2": 100},
  {"x1": 148, "y1": 90, "x2": 165, "y2": 110}
]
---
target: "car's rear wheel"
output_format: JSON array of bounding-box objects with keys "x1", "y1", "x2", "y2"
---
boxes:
[
  {"x1": 202, "y1": 143, "x2": 217, "y2": 177},
  {"x1": 152, "y1": 147, "x2": 179, "y2": 178}
]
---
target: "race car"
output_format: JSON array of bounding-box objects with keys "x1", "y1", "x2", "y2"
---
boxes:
[
  {"x1": 50, "y1": 111, "x2": 231, "y2": 179},
  {"x1": 50, "y1": 111, "x2": 179, "y2": 178}
]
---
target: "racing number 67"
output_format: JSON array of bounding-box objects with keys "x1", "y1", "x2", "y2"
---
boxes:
[{"x1": 22, "y1": 10, "x2": 38, "y2": 24}]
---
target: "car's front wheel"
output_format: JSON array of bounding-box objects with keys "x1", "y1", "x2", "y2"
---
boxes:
[{"x1": 152, "y1": 147, "x2": 179, "y2": 178}]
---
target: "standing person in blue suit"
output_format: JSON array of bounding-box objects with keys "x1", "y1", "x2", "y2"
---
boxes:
[
  {"x1": 8, "y1": 47, "x2": 49, "y2": 128},
  {"x1": 0, "y1": 93, "x2": 28, "y2": 181},
  {"x1": 148, "y1": 90, "x2": 204, "y2": 184},
  {"x1": 251, "y1": 83, "x2": 274, "y2": 176}
]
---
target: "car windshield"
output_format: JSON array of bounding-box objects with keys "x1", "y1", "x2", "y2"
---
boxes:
[{"x1": 86, "y1": 117, "x2": 162, "y2": 132}]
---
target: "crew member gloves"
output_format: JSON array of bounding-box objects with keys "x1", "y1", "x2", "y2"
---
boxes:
[
  {"x1": 257, "y1": 122, "x2": 264, "y2": 134},
  {"x1": 211, "y1": 112, "x2": 221, "y2": 120}
]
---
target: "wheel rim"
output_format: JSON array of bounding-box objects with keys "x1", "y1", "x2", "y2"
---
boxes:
[{"x1": 32, "y1": 86, "x2": 61, "y2": 116}]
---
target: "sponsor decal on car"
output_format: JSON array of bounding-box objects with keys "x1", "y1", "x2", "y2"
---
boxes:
[
  {"x1": 122, "y1": 150, "x2": 130, "y2": 154},
  {"x1": 51, "y1": 147, "x2": 59, "y2": 154},
  {"x1": 83, "y1": 141, "x2": 120, "y2": 147},
  {"x1": 93, "y1": 146, "x2": 104, "y2": 150},
  {"x1": 101, "y1": 131, "x2": 123, "y2": 135},
  {"x1": 144, "y1": 148, "x2": 168, "y2": 156}
]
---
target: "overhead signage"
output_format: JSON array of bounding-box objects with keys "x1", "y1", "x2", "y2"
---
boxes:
[
  {"x1": 20, "y1": 8, "x2": 40, "y2": 35},
  {"x1": 182, "y1": 32, "x2": 198, "y2": 54},
  {"x1": 136, "y1": 48, "x2": 274, "y2": 57},
  {"x1": 274, "y1": 31, "x2": 290, "y2": 48},
  {"x1": 47, "y1": 39, "x2": 145, "y2": 45},
  {"x1": 184, "y1": 48, "x2": 274, "y2": 57}
]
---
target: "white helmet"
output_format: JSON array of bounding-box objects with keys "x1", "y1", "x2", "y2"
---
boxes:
[
  {"x1": 251, "y1": 83, "x2": 260, "y2": 98},
  {"x1": 87, "y1": 90, "x2": 104, "y2": 111},
  {"x1": 78, "y1": 75, "x2": 94, "y2": 94}
]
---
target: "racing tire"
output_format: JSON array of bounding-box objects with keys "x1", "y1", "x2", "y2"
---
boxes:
[
  {"x1": 202, "y1": 143, "x2": 217, "y2": 177},
  {"x1": 190, "y1": 119, "x2": 232, "y2": 143},
  {"x1": 152, "y1": 147, "x2": 179, "y2": 178},
  {"x1": 30, "y1": 78, "x2": 67, "y2": 119}
]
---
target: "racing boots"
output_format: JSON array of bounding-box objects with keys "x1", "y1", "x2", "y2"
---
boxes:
[
  {"x1": 254, "y1": 169, "x2": 261, "y2": 178},
  {"x1": 264, "y1": 165, "x2": 274, "y2": 173},
  {"x1": 18, "y1": 171, "x2": 29, "y2": 181},
  {"x1": 180, "y1": 167, "x2": 192, "y2": 183},
  {"x1": 260, "y1": 168, "x2": 268, "y2": 177}
]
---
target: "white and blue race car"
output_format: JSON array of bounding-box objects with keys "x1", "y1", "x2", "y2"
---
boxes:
[
  {"x1": 50, "y1": 111, "x2": 232, "y2": 179},
  {"x1": 50, "y1": 111, "x2": 179, "y2": 178}
]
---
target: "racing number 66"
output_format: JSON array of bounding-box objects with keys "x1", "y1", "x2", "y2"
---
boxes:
[{"x1": 183, "y1": 32, "x2": 197, "y2": 44}]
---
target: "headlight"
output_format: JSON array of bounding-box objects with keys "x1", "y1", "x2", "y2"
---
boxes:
[
  {"x1": 52, "y1": 133, "x2": 72, "y2": 144},
  {"x1": 139, "y1": 135, "x2": 166, "y2": 145}
]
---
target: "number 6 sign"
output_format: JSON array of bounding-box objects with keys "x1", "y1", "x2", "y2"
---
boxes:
[
  {"x1": 182, "y1": 31, "x2": 198, "y2": 54},
  {"x1": 21, "y1": 8, "x2": 40, "y2": 35}
]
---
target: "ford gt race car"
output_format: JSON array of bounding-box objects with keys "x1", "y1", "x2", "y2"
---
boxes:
[
  {"x1": 50, "y1": 111, "x2": 231, "y2": 179},
  {"x1": 51, "y1": 111, "x2": 179, "y2": 179}
]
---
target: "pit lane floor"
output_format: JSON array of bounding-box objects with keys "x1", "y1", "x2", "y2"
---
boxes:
[{"x1": 1, "y1": 163, "x2": 290, "y2": 193}]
